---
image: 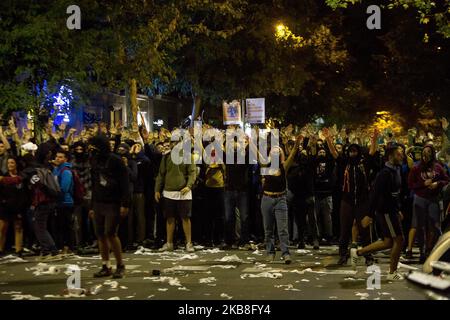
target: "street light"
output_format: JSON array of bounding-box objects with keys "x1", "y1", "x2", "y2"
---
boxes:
[
  {"x1": 275, "y1": 23, "x2": 286, "y2": 38},
  {"x1": 274, "y1": 23, "x2": 305, "y2": 48}
]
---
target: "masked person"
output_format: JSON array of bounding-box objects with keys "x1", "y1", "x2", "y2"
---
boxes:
[
  {"x1": 71, "y1": 142, "x2": 94, "y2": 249},
  {"x1": 116, "y1": 143, "x2": 138, "y2": 250},
  {"x1": 324, "y1": 128, "x2": 379, "y2": 266},
  {"x1": 88, "y1": 135, "x2": 130, "y2": 279},
  {"x1": 313, "y1": 147, "x2": 336, "y2": 245}
]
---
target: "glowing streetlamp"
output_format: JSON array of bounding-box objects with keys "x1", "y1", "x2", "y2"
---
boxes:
[{"x1": 274, "y1": 23, "x2": 305, "y2": 48}]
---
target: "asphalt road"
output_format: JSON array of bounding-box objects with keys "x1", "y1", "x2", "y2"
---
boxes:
[{"x1": 0, "y1": 245, "x2": 429, "y2": 300}]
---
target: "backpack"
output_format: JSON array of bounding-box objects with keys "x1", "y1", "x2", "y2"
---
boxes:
[
  {"x1": 35, "y1": 167, "x2": 61, "y2": 199},
  {"x1": 61, "y1": 167, "x2": 86, "y2": 205}
]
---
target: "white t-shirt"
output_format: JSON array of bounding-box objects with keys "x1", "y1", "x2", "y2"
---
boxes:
[{"x1": 163, "y1": 190, "x2": 192, "y2": 201}]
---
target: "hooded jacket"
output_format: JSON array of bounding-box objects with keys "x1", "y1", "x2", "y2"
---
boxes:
[
  {"x1": 89, "y1": 134, "x2": 130, "y2": 208},
  {"x1": 408, "y1": 146, "x2": 449, "y2": 199},
  {"x1": 53, "y1": 162, "x2": 74, "y2": 207},
  {"x1": 132, "y1": 150, "x2": 151, "y2": 194},
  {"x1": 338, "y1": 144, "x2": 370, "y2": 205}
]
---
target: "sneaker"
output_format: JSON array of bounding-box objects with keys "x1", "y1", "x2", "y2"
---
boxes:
[
  {"x1": 94, "y1": 265, "x2": 112, "y2": 278},
  {"x1": 266, "y1": 254, "x2": 276, "y2": 262},
  {"x1": 386, "y1": 271, "x2": 404, "y2": 281},
  {"x1": 283, "y1": 254, "x2": 292, "y2": 265},
  {"x1": 186, "y1": 243, "x2": 195, "y2": 253},
  {"x1": 158, "y1": 243, "x2": 174, "y2": 252},
  {"x1": 405, "y1": 250, "x2": 413, "y2": 260},
  {"x1": 313, "y1": 239, "x2": 320, "y2": 250},
  {"x1": 297, "y1": 241, "x2": 306, "y2": 249},
  {"x1": 350, "y1": 248, "x2": 361, "y2": 268},
  {"x1": 112, "y1": 265, "x2": 125, "y2": 279},
  {"x1": 337, "y1": 256, "x2": 348, "y2": 266}
]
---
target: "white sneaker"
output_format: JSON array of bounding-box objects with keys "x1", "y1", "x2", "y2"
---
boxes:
[
  {"x1": 186, "y1": 243, "x2": 195, "y2": 253},
  {"x1": 350, "y1": 248, "x2": 361, "y2": 268},
  {"x1": 387, "y1": 271, "x2": 404, "y2": 281},
  {"x1": 158, "y1": 243, "x2": 174, "y2": 252}
]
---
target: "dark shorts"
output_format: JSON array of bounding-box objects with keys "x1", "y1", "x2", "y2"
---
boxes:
[
  {"x1": 163, "y1": 198, "x2": 192, "y2": 219},
  {"x1": 376, "y1": 212, "x2": 403, "y2": 239},
  {"x1": 93, "y1": 202, "x2": 121, "y2": 237}
]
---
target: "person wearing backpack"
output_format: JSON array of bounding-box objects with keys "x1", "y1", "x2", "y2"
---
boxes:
[
  {"x1": 52, "y1": 149, "x2": 75, "y2": 255},
  {"x1": 21, "y1": 147, "x2": 62, "y2": 261}
]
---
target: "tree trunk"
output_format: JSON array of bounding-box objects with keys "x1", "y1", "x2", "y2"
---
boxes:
[
  {"x1": 190, "y1": 95, "x2": 202, "y2": 127},
  {"x1": 130, "y1": 78, "x2": 138, "y2": 130}
]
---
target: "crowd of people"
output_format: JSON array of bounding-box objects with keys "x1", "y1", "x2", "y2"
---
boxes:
[{"x1": 0, "y1": 116, "x2": 449, "y2": 280}]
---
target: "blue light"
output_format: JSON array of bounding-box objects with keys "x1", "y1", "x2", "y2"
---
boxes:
[{"x1": 53, "y1": 86, "x2": 73, "y2": 125}]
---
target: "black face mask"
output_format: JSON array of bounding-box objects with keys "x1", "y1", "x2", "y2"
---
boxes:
[{"x1": 74, "y1": 151, "x2": 86, "y2": 161}]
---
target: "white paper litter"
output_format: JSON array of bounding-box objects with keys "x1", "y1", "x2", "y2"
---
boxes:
[
  {"x1": 194, "y1": 245, "x2": 205, "y2": 250},
  {"x1": 147, "y1": 295, "x2": 155, "y2": 299},
  {"x1": 144, "y1": 276, "x2": 181, "y2": 287},
  {"x1": 209, "y1": 265, "x2": 237, "y2": 269},
  {"x1": 329, "y1": 296, "x2": 338, "y2": 299},
  {"x1": 274, "y1": 284, "x2": 300, "y2": 291},
  {"x1": 158, "y1": 288, "x2": 169, "y2": 292},
  {"x1": 2, "y1": 291, "x2": 22, "y2": 295},
  {"x1": 44, "y1": 295, "x2": 62, "y2": 298},
  {"x1": 164, "y1": 265, "x2": 210, "y2": 273},
  {"x1": 220, "y1": 293, "x2": 233, "y2": 300},
  {"x1": 199, "y1": 277, "x2": 217, "y2": 284},
  {"x1": 308, "y1": 269, "x2": 357, "y2": 275},
  {"x1": 355, "y1": 292, "x2": 370, "y2": 298},
  {"x1": 11, "y1": 294, "x2": 41, "y2": 300},
  {"x1": 300, "y1": 279, "x2": 310, "y2": 282},
  {"x1": 240, "y1": 272, "x2": 283, "y2": 279},
  {"x1": 103, "y1": 280, "x2": 119, "y2": 289},
  {"x1": 0, "y1": 255, "x2": 27, "y2": 264},
  {"x1": 251, "y1": 250, "x2": 263, "y2": 256},
  {"x1": 201, "y1": 248, "x2": 222, "y2": 254},
  {"x1": 296, "y1": 250, "x2": 310, "y2": 254},
  {"x1": 107, "y1": 297, "x2": 120, "y2": 300},
  {"x1": 215, "y1": 255, "x2": 244, "y2": 263},
  {"x1": 178, "y1": 287, "x2": 191, "y2": 291}
]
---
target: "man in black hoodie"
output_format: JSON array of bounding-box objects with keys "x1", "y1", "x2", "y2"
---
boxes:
[
  {"x1": 130, "y1": 143, "x2": 151, "y2": 246},
  {"x1": 313, "y1": 147, "x2": 336, "y2": 244},
  {"x1": 71, "y1": 141, "x2": 94, "y2": 249},
  {"x1": 286, "y1": 143, "x2": 319, "y2": 250},
  {"x1": 88, "y1": 135, "x2": 130, "y2": 279}
]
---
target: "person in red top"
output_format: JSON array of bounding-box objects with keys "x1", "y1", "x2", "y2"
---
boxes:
[{"x1": 408, "y1": 145, "x2": 449, "y2": 262}]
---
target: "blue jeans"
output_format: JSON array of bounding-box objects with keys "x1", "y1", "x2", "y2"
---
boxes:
[
  {"x1": 224, "y1": 191, "x2": 249, "y2": 245},
  {"x1": 261, "y1": 195, "x2": 290, "y2": 256},
  {"x1": 33, "y1": 204, "x2": 58, "y2": 255}
]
